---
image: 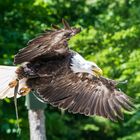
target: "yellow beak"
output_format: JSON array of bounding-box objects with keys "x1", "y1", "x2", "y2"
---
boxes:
[{"x1": 93, "y1": 67, "x2": 103, "y2": 77}]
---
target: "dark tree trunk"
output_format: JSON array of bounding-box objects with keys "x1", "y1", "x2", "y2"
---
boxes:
[{"x1": 28, "y1": 109, "x2": 47, "y2": 140}]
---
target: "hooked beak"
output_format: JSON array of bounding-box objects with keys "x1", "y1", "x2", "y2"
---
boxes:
[{"x1": 92, "y1": 67, "x2": 103, "y2": 77}]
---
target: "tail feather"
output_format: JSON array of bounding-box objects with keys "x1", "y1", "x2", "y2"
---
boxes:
[{"x1": 0, "y1": 65, "x2": 26, "y2": 99}]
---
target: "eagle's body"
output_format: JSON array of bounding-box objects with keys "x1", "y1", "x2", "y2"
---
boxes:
[{"x1": 0, "y1": 19, "x2": 134, "y2": 121}]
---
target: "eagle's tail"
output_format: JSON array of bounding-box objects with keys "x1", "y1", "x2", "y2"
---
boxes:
[{"x1": 0, "y1": 65, "x2": 26, "y2": 99}]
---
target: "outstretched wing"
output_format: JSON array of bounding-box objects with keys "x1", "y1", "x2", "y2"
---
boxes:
[
  {"x1": 33, "y1": 73, "x2": 134, "y2": 121},
  {"x1": 14, "y1": 19, "x2": 81, "y2": 64}
]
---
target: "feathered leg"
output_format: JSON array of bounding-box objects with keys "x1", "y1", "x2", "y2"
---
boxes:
[{"x1": 15, "y1": 65, "x2": 34, "y2": 96}]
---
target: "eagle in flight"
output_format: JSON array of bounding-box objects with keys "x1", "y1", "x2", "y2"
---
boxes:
[{"x1": 0, "y1": 19, "x2": 134, "y2": 121}]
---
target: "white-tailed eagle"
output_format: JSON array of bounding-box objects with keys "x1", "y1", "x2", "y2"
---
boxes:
[{"x1": 0, "y1": 19, "x2": 135, "y2": 121}]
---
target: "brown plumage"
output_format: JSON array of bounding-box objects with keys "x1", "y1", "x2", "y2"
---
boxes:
[
  {"x1": 14, "y1": 19, "x2": 81, "y2": 64},
  {"x1": 0, "y1": 19, "x2": 134, "y2": 122},
  {"x1": 24, "y1": 53, "x2": 134, "y2": 121}
]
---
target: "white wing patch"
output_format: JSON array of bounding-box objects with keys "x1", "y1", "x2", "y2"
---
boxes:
[{"x1": 0, "y1": 66, "x2": 27, "y2": 99}]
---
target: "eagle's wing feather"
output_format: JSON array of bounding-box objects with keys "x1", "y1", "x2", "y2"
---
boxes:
[
  {"x1": 34, "y1": 74, "x2": 134, "y2": 121},
  {"x1": 14, "y1": 30, "x2": 69, "y2": 64}
]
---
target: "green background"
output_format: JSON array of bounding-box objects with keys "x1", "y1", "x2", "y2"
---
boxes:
[{"x1": 0, "y1": 0, "x2": 140, "y2": 140}]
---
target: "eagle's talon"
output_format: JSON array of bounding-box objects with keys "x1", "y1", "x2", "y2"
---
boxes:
[
  {"x1": 8, "y1": 80, "x2": 18, "y2": 88},
  {"x1": 18, "y1": 87, "x2": 31, "y2": 96}
]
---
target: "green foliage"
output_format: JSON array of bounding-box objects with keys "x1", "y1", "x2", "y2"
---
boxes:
[{"x1": 0, "y1": 0, "x2": 140, "y2": 139}]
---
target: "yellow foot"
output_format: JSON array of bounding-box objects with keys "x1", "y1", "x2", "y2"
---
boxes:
[
  {"x1": 8, "y1": 80, "x2": 18, "y2": 88},
  {"x1": 18, "y1": 87, "x2": 31, "y2": 96}
]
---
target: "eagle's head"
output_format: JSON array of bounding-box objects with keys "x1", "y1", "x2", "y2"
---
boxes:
[{"x1": 71, "y1": 52, "x2": 103, "y2": 77}]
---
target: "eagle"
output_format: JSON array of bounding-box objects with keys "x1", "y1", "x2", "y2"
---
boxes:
[{"x1": 0, "y1": 19, "x2": 134, "y2": 121}]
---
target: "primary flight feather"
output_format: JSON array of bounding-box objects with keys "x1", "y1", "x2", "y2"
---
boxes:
[{"x1": 0, "y1": 19, "x2": 135, "y2": 121}]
